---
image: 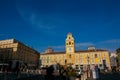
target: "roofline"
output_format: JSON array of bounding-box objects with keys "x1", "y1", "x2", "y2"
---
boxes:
[
  {"x1": 75, "y1": 49, "x2": 108, "y2": 53},
  {"x1": 0, "y1": 38, "x2": 40, "y2": 54},
  {"x1": 41, "y1": 52, "x2": 65, "y2": 55},
  {"x1": 40, "y1": 49, "x2": 108, "y2": 55}
]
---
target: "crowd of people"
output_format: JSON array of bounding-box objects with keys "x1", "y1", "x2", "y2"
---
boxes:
[{"x1": 1, "y1": 63, "x2": 120, "y2": 80}]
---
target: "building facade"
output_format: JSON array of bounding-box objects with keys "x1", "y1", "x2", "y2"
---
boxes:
[
  {"x1": 0, "y1": 39, "x2": 40, "y2": 69},
  {"x1": 110, "y1": 52, "x2": 117, "y2": 67},
  {"x1": 40, "y1": 33, "x2": 111, "y2": 70}
]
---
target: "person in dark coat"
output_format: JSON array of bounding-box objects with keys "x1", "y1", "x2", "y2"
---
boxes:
[{"x1": 45, "y1": 65, "x2": 55, "y2": 80}]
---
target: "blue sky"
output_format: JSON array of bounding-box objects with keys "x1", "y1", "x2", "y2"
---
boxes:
[{"x1": 0, "y1": 0, "x2": 120, "y2": 53}]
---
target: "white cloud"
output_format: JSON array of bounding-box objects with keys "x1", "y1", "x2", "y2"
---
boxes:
[
  {"x1": 29, "y1": 13, "x2": 36, "y2": 25},
  {"x1": 50, "y1": 39, "x2": 120, "y2": 52},
  {"x1": 36, "y1": 39, "x2": 120, "y2": 52},
  {"x1": 52, "y1": 45, "x2": 65, "y2": 50},
  {"x1": 76, "y1": 42, "x2": 94, "y2": 47},
  {"x1": 96, "y1": 39, "x2": 120, "y2": 52},
  {"x1": 51, "y1": 42, "x2": 94, "y2": 50},
  {"x1": 0, "y1": 34, "x2": 6, "y2": 36},
  {"x1": 99, "y1": 39, "x2": 120, "y2": 44},
  {"x1": 16, "y1": 3, "x2": 55, "y2": 32},
  {"x1": 49, "y1": 42, "x2": 94, "y2": 51}
]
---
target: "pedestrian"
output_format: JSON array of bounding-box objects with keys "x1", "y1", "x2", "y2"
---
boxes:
[
  {"x1": 45, "y1": 65, "x2": 55, "y2": 80},
  {"x1": 76, "y1": 74, "x2": 81, "y2": 80},
  {"x1": 98, "y1": 68, "x2": 100, "y2": 75}
]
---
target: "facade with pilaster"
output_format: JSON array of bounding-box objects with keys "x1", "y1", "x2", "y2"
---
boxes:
[
  {"x1": 0, "y1": 39, "x2": 40, "y2": 69},
  {"x1": 40, "y1": 33, "x2": 111, "y2": 70}
]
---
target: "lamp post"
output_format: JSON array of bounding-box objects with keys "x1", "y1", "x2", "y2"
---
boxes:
[
  {"x1": 87, "y1": 55, "x2": 90, "y2": 79},
  {"x1": 65, "y1": 59, "x2": 67, "y2": 65},
  {"x1": 69, "y1": 54, "x2": 72, "y2": 68}
]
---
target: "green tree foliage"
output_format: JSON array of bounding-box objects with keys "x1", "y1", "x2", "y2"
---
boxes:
[{"x1": 116, "y1": 48, "x2": 120, "y2": 66}]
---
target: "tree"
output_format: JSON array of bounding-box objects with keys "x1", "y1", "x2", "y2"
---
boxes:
[{"x1": 116, "y1": 48, "x2": 120, "y2": 66}]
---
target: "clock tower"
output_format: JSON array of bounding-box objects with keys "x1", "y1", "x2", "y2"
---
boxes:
[
  {"x1": 65, "y1": 33, "x2": 75, "y2": 66},
  {"x1": 66, "y1": 32, "x2": 75, "y2": 53}
]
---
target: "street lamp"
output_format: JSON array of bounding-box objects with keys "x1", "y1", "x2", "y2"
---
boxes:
[
  {"x1": 86, "y1": 55, "x2": 90, "y2": 79},
  {"x1": 87, "y1": 55, "x2": 90, "y2": 70},
  {"x1": 65, "y1": 59, "x2": 67, "y2": 65},
  {"x1": 69, "y1": 54, "x2": 72, "y2": 68}
]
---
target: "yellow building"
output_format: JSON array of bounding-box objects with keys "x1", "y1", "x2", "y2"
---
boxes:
[
  {"x1": 0, "y1": 39, "x2": 40, "y2": 69},
  {"x1": 40, "y1": 33, "x2": 111, "y2": 70}
]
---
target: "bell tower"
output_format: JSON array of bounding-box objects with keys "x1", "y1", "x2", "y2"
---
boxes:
[
  {"x1": 66, "y1": 32, "x2": 75, "y2": 54},
  {"x1": 65, "y1": 33, "x2": 75, "y2": 66}
]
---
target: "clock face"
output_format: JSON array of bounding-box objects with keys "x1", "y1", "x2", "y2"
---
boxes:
[{"x1": 69, "y1": 47, "x2": 72, "y2": 52}]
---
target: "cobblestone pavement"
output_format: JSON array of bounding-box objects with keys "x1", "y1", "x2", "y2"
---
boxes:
[
  {"x1": 99, "y1": 72, "x2": 120, "y2": 80},
  {"x1": 1, "y1": 72, "x2": 120, "y2": 80},
  {"x1": 0, "y1": 72, "x2": 39, "y2": 80}
]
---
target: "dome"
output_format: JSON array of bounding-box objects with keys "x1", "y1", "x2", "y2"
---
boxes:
[
  {"x1": 88, "y1": 46, "x2": 95, "y2": 50},
  {"x1": 45, "y1": 47, "x2": 54, "y2": 53}
]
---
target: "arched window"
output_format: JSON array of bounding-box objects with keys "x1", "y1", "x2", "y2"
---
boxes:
[
  {"x1": 72, "y1": 42, "x2": 74, "y2": 45},
  {"x1": 66, "y1": 43, "x2": 68, "y2": 45},
  {"x1": 95, "y1": 54, "x2": 97, "y2": 58},
  {"x1": 69, "y1": 42, "x2": 71, "y2": 45}
]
